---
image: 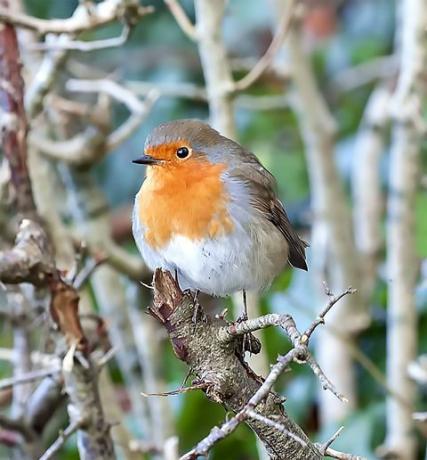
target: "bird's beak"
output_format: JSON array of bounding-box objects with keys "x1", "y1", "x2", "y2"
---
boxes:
[{"x1": 132, "y1": 154, "x2": 163, "y2": 165}]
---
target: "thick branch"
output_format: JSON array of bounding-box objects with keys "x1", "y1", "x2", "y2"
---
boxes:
[
  {"x1": 0, "y1": 219, "x2": 53, "y2": 285},
  {"x1": 384, "y1": 0, "x2": 427, "y2": 457},
  {"x1": 62, "y1": 349, "x2": 115, "y2": 460},
  {"x1": 0, "y1": 9, "x2": 35, "y2": 214}
]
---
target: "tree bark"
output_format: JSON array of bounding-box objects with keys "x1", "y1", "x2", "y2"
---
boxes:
[{"x1": 150, "y1": 269, "x2": 322, "y2": 460}]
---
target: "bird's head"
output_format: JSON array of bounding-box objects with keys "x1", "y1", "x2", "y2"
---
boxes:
[{"x1": 132, "y1": 119, "x2": 240, "y2": 170}]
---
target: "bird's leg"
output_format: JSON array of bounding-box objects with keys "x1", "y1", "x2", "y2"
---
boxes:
[
  {"x1": 236, "y1": 290, "x2": 248, "y2": 322},
  {"x1": 242, "y1": 289, "x2": 248, "y2": 321},
  {"x1": 237, "y1": 290, "x2": 253, "y2": 355}
]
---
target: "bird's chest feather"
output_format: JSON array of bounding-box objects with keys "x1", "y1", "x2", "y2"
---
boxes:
[{"x1": 136, "y1": 161, "x2": 235, "y2": 249}]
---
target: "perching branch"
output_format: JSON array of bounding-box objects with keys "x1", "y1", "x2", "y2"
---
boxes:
[{"x1": 149, "y1": 269, "x2": 360, "y2": 460}]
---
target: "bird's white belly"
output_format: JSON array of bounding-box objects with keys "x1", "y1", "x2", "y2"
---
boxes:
[{"x1": 133, "y1": 213, "x2": 288, "y2": 296}]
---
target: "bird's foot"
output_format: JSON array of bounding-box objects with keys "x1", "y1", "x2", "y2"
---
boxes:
[
  {"x1": 236, "y1": 311, "x2": 248, "y2": 324},
  {"x1": 233, "y1": 314, "x2": 261, "y2": 356}
]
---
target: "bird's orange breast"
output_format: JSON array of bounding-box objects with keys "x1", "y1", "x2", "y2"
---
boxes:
[{"x1": 136, "y1": 158, "x2": 234, "y2": 249}]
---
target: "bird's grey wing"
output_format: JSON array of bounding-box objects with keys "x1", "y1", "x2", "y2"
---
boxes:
[{"x1": 228, "y1": 150, "x2": 308, "y2": 271}]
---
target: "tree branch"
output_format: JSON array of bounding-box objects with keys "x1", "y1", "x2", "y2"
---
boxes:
[
  {"x1": 30, "y1": 23, "x2": 131, "y2": 52},
  {"x1": 149, "y1": 269, "x2": 360, "y2": 459},
  {"x1": 233, "y1": 0, "x2": 295, "y2": 92},
  {"x1": 164, "y1": 0, "x2": 197, "y2": 41},
  {"x1": 384, "y1": 0, "x2": 427, "y2": 457},
  {"x1": 0, "y1": 0, "x2": 153, "y2": 35},
  {"x1": 0, "y1": 11, "x2": 36, "y2": 215},
  {"x1": 39, "y1": 417, "x2": 86, "y2": 460},
  {"x1": 0, "y1": 219, "x2": 53, "y2": 285}
]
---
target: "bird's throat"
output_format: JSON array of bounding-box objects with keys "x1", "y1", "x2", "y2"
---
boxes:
[{"x1": 137, "y1": 160, "x2": 234, "y2": 249}]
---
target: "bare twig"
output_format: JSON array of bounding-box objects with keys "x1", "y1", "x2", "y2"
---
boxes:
[
  {"x1": 324, "y1": 447, "x2": 365, "y2": 460},
  {"x1": 318, "y1": 426, "x2": 345, "y2": 454},
  {"x1": 0, "y1": 1, "x2": 153, "y2": 35},
  {"x1": 164, "y1": 0, "x2": 197, "y2": 41},
  {"x1": 329, "y1": 55, "x2": 397, "y2": 93},
  {"x1": 219, "y1": 289, "x2": 354, "y2": 402},
  {"x1": 221, "y1": 287, "x2": 355, "y2": 341},
  {"x1": 39, "y1": 418, "x2": 86, "y2": 460},
  {"x1": 233, "y1": 0, "x2": 295, "y2": 92},
  {"x1": 303, "y1": 287, "x2": 357, "y2": 340},
  {"x1": 30, "y1": 23, "x2": 131, "y2": 52},
  {"x1": 0, "y1": 367, "x2": 60, "y2": 391},
  {"x1": 25, "y1": 34, "x2": 69, "y2": 117},
  {"x1": 141, "y1": 382, "x2": 207, "y2": 398},
  {"x1": 32, "y1": 80, "x2": 159, "y2": 168},
  {"x1": 128, "y1": 80, "x2": 290, "y2": 110},
  {"x1": 66, "y1": 78, "x2": 160, "y2": 152},
  {"x1": 73, "y1": 256, "x2": 106, "y2": 290}
]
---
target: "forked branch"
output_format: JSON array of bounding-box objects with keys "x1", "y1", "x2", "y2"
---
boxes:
[{"x1": 149, "y1": 269, "x2": 360, "y2": 460}]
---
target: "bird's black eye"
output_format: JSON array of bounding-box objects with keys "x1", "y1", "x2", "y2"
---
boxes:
[{"x1": 176, "y1": 146, "x2": 190, "y2": 159}]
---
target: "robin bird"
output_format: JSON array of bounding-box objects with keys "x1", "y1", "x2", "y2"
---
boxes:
[{"x1": 132, "y1": 119, "x2": 308, "y2": 319}]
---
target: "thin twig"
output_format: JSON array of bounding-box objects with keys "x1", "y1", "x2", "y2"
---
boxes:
[
  {"x1": 319, "y1": 426, "x2": 344, "y2": 453},
  {"x1": 66, "y1": 78, "x2": 160, "y2": 152},
  {"x1": 324, "y1": 447, "x2": 365, "y2": 460},
  {"x1": 97, "y1": 347, "x2": 117, "y2": 368},
  {"x1": 73, "y1": 256, "x2": 107, "y2": 290},
  {"x1": 233, "y1": 0, "x2": 295, "y2": 91},
  {"x1": 0, "y1": 367, "x2": 61, "y2": 391},
  {"x1": 0, "y1": 2, "x2": 153, "y2": 35},
  {"x1": 306, "y1": 354, "x2": 348, "y2": 402},
  {"x1": 302, "y1": 287, "x2": 357, "y2": 341},
  {"x1": 164, "y1": 0, "x2": 197, "y2": 41},
  {"x1": 39, "y1": 418, "x2": 86, "y2": 460},
  {"x1": 314, "y1": 426, "x2": 366, "y2": 459},
  {"x1": 30, "y1": 24, "x2": 131, "y2": 52},
  {"x1": 141, "y1": 382, "x2": 208, "y2": 398}
]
